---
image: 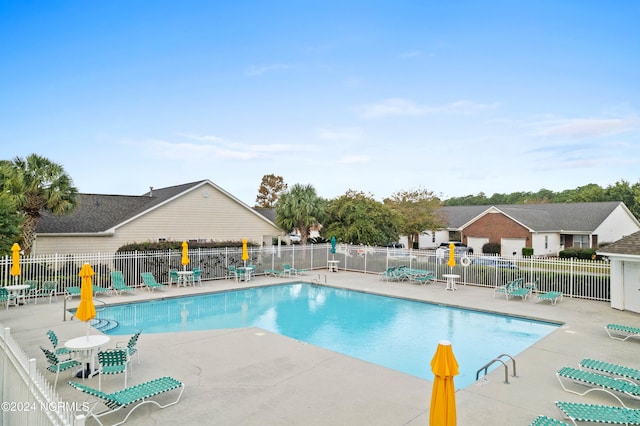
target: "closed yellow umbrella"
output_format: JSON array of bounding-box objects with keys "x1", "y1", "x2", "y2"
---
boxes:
[
  {"x1": 181, "y1": 241, "x2": 190, "y2": 270},
  {"x1": 242, "y1": 238, "x2": 249, "y2": 267},
  {"x1": 75, "y1": 263, "x2": 96, "y2": 324},
  {"x1": 447, "y1": 243, "x2": 456, "y2": 268},
  {"x1": 10, "y1": 243, "x2": 21, "y2": 281},
  {"x1": 429, "y1": 340, "x2": 459, "y2": 426}
]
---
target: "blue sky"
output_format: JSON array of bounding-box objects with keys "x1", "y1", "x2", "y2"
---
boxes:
[{"x1": 2, "y1": 1, "x2": 639, "y2": 205}]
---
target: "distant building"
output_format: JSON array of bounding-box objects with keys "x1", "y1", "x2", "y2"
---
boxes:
[
  {"x1": 34, "y1": 180, "x2": 284, "y2": 255},
  {"x1": 406, "y1": 202, "x2": 640, "y2": 257}
]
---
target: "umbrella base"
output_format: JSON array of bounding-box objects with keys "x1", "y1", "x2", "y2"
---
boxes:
[{"x1": 76, "y1": 364, "x2": 99, "y2": 378}]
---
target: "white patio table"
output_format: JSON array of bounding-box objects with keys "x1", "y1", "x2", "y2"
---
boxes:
[
  {"x1": 65, "y1": 335, "x2": 111, "y2": 378},
  {"x1": 2, "y1": 284, "x2": 31, "y2": 307}
]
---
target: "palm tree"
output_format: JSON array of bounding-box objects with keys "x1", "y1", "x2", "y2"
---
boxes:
[
  {"x1": 275, "y1": 184, "x2": 326, "y2": 245},
  {"x1": 0, "y1": 154, "x2": 78, "y2": 254}
]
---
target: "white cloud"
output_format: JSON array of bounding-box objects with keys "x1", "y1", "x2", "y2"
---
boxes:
[
  {"x1": 245, "y1": 63, "x2": 292, "y2": 76},
  {"x1": 355, "y1": 98, "x2": 499, "y2": 118},
  {"x1": 398, "y1": 50, "x2": 424, "y2": 58},
  {"x1": 533, "y1": 116, "x2": 639, "y2": 139},
  {"x1": 337, "y1": 155, "x2": 370, "y2": 164},
  {"x1": 316, "y1": 127, "x2": 363, "y2": 141}
]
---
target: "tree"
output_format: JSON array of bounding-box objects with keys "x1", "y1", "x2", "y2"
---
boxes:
[
  {"x1": 0, "y1": 194, "x2": 23, "y2": 256},
  {"x1": 275, "y1": 183, "x2": 326, "y2": 244},
  {"x1": 322, "y1": 190, "x2": 400, "y2": 245},
  {"x1": 0, "y1": 154, "x2": 78, "y2": 254},
  {"x1": 255, "y1": 174, "x2": 287, "y2": 208},
  {"x1": 383, "y1": 188, "x2": 443, "y2": 249}
]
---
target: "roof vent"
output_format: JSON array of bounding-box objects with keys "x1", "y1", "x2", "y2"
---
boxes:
[{"x1": 149, "y1": 187, "x2": 153, "y2": 197}]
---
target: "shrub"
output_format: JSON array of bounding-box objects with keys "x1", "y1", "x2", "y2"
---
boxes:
[
  {"x1": 117, "y1": 240, "x2": 253, "y2": 252},
  {"x1": 482, "y1": 242, "x2": 501, "y2": 255},
  {"x1": 522, "y1": 247, "x2": 534, "y2": 257}
]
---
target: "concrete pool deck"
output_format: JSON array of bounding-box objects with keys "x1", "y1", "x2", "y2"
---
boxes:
[{"x1": 2, "y1": 271, "x2": 640, "y2": 425}]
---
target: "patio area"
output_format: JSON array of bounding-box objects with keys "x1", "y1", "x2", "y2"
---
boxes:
[{"x1": 1, "y1": 271, "x2": 639, "y2": 425}]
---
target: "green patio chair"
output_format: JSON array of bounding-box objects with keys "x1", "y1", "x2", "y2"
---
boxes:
[
  {"x1": 169, "y1": 269, "x2": 180, "y2": 287},
  {"x1": 24, "y1": 279, "x2": 39, "y2": 303},
  {"x1": 38, "y1": 280, "x2": 58, "y2": 304},
  {"x1": 116, "y1": 330, "x2": 142, "y2": 370},
  {"x1": 40, "y1": 346, "x2": 81, "y2": 390},
  {"x1": 68, "y1": 376, "x2": 185, "y2": 426},
  {"x1": 97, "y1": 348, "x2": 128, "y2": 390},
  {"x1": 0, "y1": 287, "x2": 16, "y2": 310},
  {"x1": 188, "y1": 268, "x2": 202, "y2": 286},
  {"x1": 47, "y1": 329, "x2": 75, "y2": 359},
  {"x1": 227, "y1": 265, "x2": 238, "y2": 280}
]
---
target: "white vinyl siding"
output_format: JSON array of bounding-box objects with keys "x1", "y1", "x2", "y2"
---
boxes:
[{"x1": 34, "y1": 183, "x2": 282, "y2": 255}]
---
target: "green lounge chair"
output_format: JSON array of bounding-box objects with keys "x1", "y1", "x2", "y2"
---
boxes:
[
  {"x1": 264, "y1": 268, "x2": 281, "y2": 277},
  {"x1": 93, "y1": 285, "x2": 112, "y2": 297},
  {"x1": 65, "y1": 286, "x2": 81, "y2": 298},
  {"x1": 556, "y1": 366, "x2": 640, "y2": 407},
  {"x1": 605, "y1": 324, "x2": 640, "y2": 342},
  {"x1": 529, "y1": 414, "x2": 571, "y2": 426},
  {"x1": 555, "y1": 401, "x2": 640, "y2": 425},
  {"x1": 111, "y1": 271, "x2": 136, "y2": 295},
  {"x1": 140, "y1": 272, "x2": 166, "y2": 292},
  {"x1": 410, "y1": 271, "x2": 436, "y2": 285},
  {"x1": 68, "y1": 376, "x2": 184, "y2": 426},
  {"x1": 494, "y1": 278, "x2": 530, "y2": 300},
  {"x1": 537, "y1": 291, "x2": 563, "y2": 304},
  {"x1": 378, "y1": 267, "x2": 398, "y2": 281},
  {"x1": 580, "y1": 358, "x2": 640, "y2": 383}
]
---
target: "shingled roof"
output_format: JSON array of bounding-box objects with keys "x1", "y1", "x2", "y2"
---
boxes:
[
  {"x1": 597, "y1": 231, "x2": 640, "y2": 256},
  {"x1": 441, "y1": 201, "x2": 626, "y2": 232},
  {"x1": 37, "y1": 180, "x2": 274, "y2": 234}
]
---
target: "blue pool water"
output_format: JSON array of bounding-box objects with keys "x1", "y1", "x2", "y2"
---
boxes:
[{"x1": 93, "y1": 283, "x2": 558, "y2": 388}]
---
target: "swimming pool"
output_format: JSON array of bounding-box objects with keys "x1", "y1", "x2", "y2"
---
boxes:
[{"x1": 92, "y1": 283, "x2": 559, "y2": 388}]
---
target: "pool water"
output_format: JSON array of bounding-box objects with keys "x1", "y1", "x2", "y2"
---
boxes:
[{"x1": 93, "y1": 283, "x2": 558, "y2": 388}]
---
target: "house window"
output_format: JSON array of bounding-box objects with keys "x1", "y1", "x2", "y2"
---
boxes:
[
  {"x1": 574, "y1": 235, "x2": 589, "y2": 248},
  {"x1": 158, "y1": 237, "x2": 167, "y2": 242},
  {"x1": 544, "y1": 235, "x2": 548, "y2": 249}
]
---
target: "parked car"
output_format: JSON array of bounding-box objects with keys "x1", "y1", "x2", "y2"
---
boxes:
[
  {"x1": 386, "y1": 242, "x2": 405, "y2": 248},
  {"x1": 472, "y1": 256, "x2": 518, "y2": 269},
  {"x1": 289, "y1": 234, "x2": 301, "y2": 244},
  {"x1": 438, "y1": 242, "x2": 474, "y2": 254}
]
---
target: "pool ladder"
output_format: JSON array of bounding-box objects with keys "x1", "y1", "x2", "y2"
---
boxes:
[{"x1": 476, "y1": 353, "x2": 517, "y2": 384}]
